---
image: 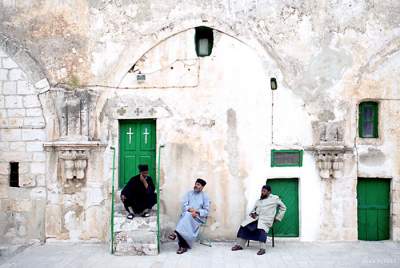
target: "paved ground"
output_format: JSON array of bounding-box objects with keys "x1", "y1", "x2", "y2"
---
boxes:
[{"x1": 1, "y1": 240, "x2": 400, "y2": 268}]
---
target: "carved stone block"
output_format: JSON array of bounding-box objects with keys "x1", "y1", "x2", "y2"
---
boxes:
[
  {"x1": 44, "y1": 141, "x2": 106, "y2": 194},
  {"x1": 59, "y1": 150, "x2": 88, "y2": 193},
  {"x1": 316, "y1": 150, "x2": 345, "y2": 179}
]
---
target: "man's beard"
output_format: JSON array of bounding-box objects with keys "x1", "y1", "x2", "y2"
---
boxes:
[{"x1": 260, "y1": 194, "x2": 267, "y2": 199}]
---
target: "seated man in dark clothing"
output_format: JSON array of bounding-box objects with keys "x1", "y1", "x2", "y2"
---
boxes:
[{"x1": 120, "y1": 164, "x2": 157, "y2": 219}]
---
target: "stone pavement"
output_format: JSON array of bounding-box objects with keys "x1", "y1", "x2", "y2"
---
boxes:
[{"x1": 1, "y1": 240, "x2": 400, "y2": 268}]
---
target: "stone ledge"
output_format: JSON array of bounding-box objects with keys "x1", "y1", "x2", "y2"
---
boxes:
[
  {"x1": 115, "y1": 230, "x2": 157, "y2": 244},
  {"x1": 114, "y1": 242, "x2": 157, "y2": 256},
  {"x1": 43, "y1": 141, "x2": 106, "y2": 150},
  {"x1": 114, "y1": 214, "x2": 157, "y2": 232}
]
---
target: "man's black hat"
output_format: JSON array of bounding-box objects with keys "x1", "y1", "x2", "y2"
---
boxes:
[
  {"x1": 196, "y1": 178, "x2": 207, "y2": 186},
  {"x1": 262, "y1": 184, "x2": 271, "y2": 191},
  {"x1": 138, "y1": 164, "x2": 149, "y2": 172}
]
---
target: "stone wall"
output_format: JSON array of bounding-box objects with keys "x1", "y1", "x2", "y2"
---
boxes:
[
  {"x1": 0, "y1": 47, "x2": 47, "y2": 245},
  {"x1": 0, "y1": 0, "x2": 399, "y2": 244}
]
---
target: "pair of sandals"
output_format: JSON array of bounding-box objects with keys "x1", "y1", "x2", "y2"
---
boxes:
[
  {"x1": 231, "y1": 245, "x2": 266, "y2": 255},
  {"x1": 126, "y1": 211, "x2": 150, "y2": 219}
]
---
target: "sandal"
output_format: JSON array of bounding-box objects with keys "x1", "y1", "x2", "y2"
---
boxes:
[
  {"x1": 231, "y1": 245, "x2": 243, "y2": 251},
  {"x1": 168, "y1": 233, "x2": 177, "y2": 240},
  {"x1": 176, "y1": 247, "x2": 187, "y2": 254},
  {"x1": 257, "y1": 249, "x2": 266, "y2": 255},
  {"x1": 127, "y1": 213, "x2": 134, "y2": 220},
  {"x1": 142, "y1": 212, "x2": 150, "y2": 217}
]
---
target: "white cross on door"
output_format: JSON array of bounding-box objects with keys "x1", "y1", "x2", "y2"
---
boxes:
[
  {"x1": 143, "y1": 128, "x2": 150, "y2": 144},
  {"x1": 126, "y1": 127, "x2": 134, "y2": 144}
]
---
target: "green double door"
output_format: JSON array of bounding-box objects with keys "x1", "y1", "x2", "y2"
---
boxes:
[
  {"x1": 266, "y1": 178, "x2": 299, "y2": 237},
  {"x1": 357, "y1": 178, "x2": 390, "y2": 241},
  {"x1": 119, "y1": 120, "x2": 156, "y2": 188}
]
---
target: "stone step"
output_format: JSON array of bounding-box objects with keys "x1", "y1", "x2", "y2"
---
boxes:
[
  {"x1": 115, "y1": 230, "x2": 157, "y2": 244},
  {"x1": 112, "y1": 202, "x2": 158, "y2": 256},
  {"x1": 114, "y1": 214, "x2": 157, "y2": 232},
  {"x1": 114, "y1": 242, "x2": 157, "y2": 256}
]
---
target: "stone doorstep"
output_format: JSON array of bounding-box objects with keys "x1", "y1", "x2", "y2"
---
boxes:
[
  {"x1": 113, "y1": 216, "x2": 157, "y2": 232},
  {"x1": 114, "y1": 230, "x2": 157, "y2": 244},
  {"x1": 113, "y1": 243, "x2": 158, "y2": 256}
]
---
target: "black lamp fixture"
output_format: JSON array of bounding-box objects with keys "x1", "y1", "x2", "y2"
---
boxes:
[
  {"x1": 195, "y1": 26, "x2": 214, "y2": 57},
  {"x1": 270, "y1": 77, "x2": 277, "y2": 90}
]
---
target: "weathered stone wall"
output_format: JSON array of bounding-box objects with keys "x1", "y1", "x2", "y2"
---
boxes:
[
  {"x1": 0, "y1": 0, "x2": 399, "y2": 243},
  {"x1": 351, "y1": 51, "x2": 400, "y2": 241},
  {"x1": 0, "y1": 47, "x2": 47, "y2": 245}
]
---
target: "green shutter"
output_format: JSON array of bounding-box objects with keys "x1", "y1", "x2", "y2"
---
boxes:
[
  {"x1": 271, "y1": 150, "x2": 303, "y2": 167},
  {"x1": 357, "y1": 178, "x2": 390, "y2": 241},
  {"x1": 359, "y1": 102, "x2": 378, "y2": 138},
  {"x1": 119, "y1": 120, "x2": 156, "y2": 188},
  {"x1": 266, "y1": 178, "x2": 299, "y2": 237}
]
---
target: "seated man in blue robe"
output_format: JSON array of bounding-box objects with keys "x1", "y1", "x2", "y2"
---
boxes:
[
  {"x1": 120, "y1": 164, "x2": 157, "y2": 219},
  {"x1": 232, "y1": 184, "x2": 286, "y2": 255},
  {"x1": 168, "y1": 178, "x2": 210, "y2": 254}
]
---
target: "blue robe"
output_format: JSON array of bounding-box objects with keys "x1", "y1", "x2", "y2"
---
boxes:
[{"x1": 175, "y1": 190, "x2": 210, "y2": 248}]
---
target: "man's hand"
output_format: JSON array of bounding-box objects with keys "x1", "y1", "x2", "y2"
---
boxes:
[
  {"x1": 188, "y1": 208, "x2": 195, "y2": 212},
  {"x1": 121, "y1": 195, "x2": 126, "y2": 202},
  {"x1": 191, "y1": 210, "x2": 198, "y2": 218},
  {"x1": 140, "y1": 174, "x2": 149, "y2": 188}
]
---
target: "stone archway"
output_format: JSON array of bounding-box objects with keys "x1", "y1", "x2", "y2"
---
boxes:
[
  {"x1": 97, "y1": 25, "x2": 282, "y2": 241},
  {"x1": 0, "y1": 33, "x2": 49, "y2": 90},
  {"x1": 97, "y1": 16, "x2": 283, "y2": 87}
]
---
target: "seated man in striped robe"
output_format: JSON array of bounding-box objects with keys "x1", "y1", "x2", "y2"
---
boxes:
[{"x1": 168, "y1": 178, "x2": 210, "y2": 254}]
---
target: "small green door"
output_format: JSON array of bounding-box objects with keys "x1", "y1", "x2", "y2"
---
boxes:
[
  {"x1": 357, "y1": 178, "x2": 390, "y2": 241},
  {"x1": 266, "y1": 178, "x2": 299, "y2": 237},
  {"x1": 119, "y1": 120, "x2": 156, "y2": 188}
]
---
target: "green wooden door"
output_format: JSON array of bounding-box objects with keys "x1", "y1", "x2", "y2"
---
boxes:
[
  {"x1": 119, "y1": 120, "x2": 156, "y2": 188},
  {"x1": 266, "y1": 178, "x2": 299, "y2": 237},
  {"x1": 357, "y1": 178, "x2": 390, "y2": 241}
]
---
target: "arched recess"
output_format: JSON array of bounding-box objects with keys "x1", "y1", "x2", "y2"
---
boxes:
[
  {"x1": 99, "y1": 15, "x2": 283, "y2": 87},
  {"x1": 99, "y1": 22, "x2": 316, "y2": 241}
]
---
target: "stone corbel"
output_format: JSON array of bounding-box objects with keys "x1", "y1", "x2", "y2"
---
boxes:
[
  {"x1": 44, "y1": 141, "x2": 106, "y2": 193},
  {"x1": 307, "y1": 145, "x2": 352, "y2": 179}
]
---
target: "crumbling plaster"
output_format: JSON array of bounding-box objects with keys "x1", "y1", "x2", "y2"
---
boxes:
[{"x1": 0, "y1": 0, "x2": 399, "y2": 243}]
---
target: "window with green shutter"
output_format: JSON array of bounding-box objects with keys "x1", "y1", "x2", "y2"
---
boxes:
[
  {"x1": 359, "y1": 102, "x2": 378, "y2": 138},
  {"x1": 271, "y1": 150, "x2": 303, "y2": 167}
]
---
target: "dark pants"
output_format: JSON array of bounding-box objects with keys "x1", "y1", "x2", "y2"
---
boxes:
[
  {"x1": 122, "y1": 193, "x2": 157, "y2": 214},
  {"x1": 237, "y1": 221, "x2": 267, "y2": 243},
  {"x1": 175, "y1": 231, "x2": 189, "y2": 249}
]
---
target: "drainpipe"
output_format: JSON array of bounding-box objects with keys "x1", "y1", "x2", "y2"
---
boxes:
[
  {"x1": 110, "y1": 146, "x2": 116, "y2": 254},
  {"x1": 157, "y1": 144, "x2": 165, "y2": 253}
]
